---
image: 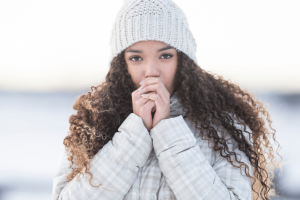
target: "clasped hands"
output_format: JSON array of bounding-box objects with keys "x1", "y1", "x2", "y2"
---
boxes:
[{"x1": 132, "y1": 77, "x2": 170, "y2": 131}]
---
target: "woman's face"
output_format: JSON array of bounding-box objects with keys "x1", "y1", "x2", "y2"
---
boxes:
[{"x1": 125, "y1": 40, "x2": 178, "y2": 97}]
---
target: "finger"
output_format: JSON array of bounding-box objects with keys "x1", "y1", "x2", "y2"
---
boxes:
[
  {"x1": 140, "y1": 84, "x2": 167, "y2": 101},
  {"x1": 140, "y1": 77, "x2": 157, "y2": 89},
  {"x1": 140, "y1": 83, "x2": 168, "y2": 104},
  {"x1": 132, "y1": 86, "x2": 142, "y2": 100},
  {"x1": 141, "y1": 93, "x2": 163, "y2": 108},
  {"x1": 143, "y1": 99, "x2": 156, "y2": 111},
  {"x1": 140, "y1": 77, "x2": 162, "y2": 87},
  {"x1": 133, "y1": 85, "x2": 152, "y2": 100},
  {"x1": 141, "y1": 77, "x2": 169, "y2": 102},
  {"x1": 136, "y1": 91, "x2": 156, "y2": 105}
]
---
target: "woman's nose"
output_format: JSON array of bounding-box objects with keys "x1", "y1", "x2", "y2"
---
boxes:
[{"x1": 145, "y1": 61, "x2": 159, "y2": 77}]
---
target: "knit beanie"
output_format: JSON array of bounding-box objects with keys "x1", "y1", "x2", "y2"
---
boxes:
[{"x1": 108, "y1": 0, "x2": 198, "y2": 65}]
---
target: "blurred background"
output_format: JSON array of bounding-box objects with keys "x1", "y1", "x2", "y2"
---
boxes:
[{"x1": 0, "y1": 0, "x2": 299, "y2": 199}]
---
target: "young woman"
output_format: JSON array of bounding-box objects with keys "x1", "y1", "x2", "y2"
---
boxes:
[{"x1": 52, "y1": 0, "x2": 281, "y2": 199}]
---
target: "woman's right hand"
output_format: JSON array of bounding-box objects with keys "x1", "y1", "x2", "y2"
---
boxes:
[{"x1": 132, "y1": 87, "x2": 156, "y2": 132}]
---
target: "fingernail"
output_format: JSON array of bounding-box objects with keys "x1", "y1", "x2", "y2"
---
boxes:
[
  {"x1": 140, "y1": 80, "x2": 143, "y2": 85},
  {"x1": 139, "y1": 89, "x2": 142, "y2": 93},
  {"x1": 139, "y1": 86, "x2": 142, "y2": 89},
  {"x1": 142, "y1": 94, "x2": 146, "y2": 97}
]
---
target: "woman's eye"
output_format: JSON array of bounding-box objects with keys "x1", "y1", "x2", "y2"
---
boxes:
[
  {"x1": 161, "y1": 54, "x2": 173, "y2": 59},
  {"x1": 129, "y1": 54, "x2": 173, "y2": 62},
  {"x1": 130, "y1": 56, "x2": 142, "y2": 62}
]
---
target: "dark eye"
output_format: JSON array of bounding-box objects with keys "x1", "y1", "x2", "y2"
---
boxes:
[
  {"x1": 129, "y1": 56, "x2": 141, "y2": 62},
  {"x1": 161, "y1": 54, "x2": 173, "y2": 59},
  {"x1": 129, "y1": 54, "x2": 173, "y2": 62}
]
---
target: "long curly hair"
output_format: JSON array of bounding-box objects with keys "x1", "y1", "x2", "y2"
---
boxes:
[{"x1": 63, "y1": 49, "x2": 281, "y2": 200}]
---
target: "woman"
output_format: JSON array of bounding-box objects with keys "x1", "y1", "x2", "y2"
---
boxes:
[{"x1": 52, "y1": 0, "x2": 281, "y2": 199}]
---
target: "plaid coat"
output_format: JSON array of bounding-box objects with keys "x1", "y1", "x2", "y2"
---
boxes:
[{"x1": 52, "y1": 91, "x2": 253, "y2": 200}]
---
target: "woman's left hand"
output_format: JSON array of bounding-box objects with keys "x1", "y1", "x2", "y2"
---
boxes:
[{"x1": 140, "y1": 77, "x2": 170, "y2": 129}]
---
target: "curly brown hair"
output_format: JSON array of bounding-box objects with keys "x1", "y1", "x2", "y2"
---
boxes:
[{"x1": 63, "y1": 49, "x2": 282, "y2": 200}]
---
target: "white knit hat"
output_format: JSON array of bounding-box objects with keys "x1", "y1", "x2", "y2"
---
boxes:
[{"x1": 108, "y1": 0, "x2": 198, "y2": 65}]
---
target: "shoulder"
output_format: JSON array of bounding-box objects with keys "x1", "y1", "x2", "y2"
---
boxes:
[{"x1": 182, "y1": 112, "x2": 253, "y2": 167}]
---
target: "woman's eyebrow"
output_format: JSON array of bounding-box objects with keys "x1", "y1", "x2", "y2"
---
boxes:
[
  {"x1": 157, "y1": 46, "x2": 174, "y2": 52},
  {"x1": 126, "y1": 46, "x2": 174, "y2": 53}
]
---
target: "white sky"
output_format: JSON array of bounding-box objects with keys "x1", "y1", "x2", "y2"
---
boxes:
[{"x1": 0, "y1": 0, "x2": 299, "y2": 94}]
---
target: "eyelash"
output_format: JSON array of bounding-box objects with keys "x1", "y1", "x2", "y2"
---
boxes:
[{"x1": 129, "y1": 54, "x2": 173, "y2": 62}]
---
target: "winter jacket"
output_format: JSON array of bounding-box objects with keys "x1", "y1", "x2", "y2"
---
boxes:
[{"x1": 52, "y1": 91, "x2": 253, "y2": 200}]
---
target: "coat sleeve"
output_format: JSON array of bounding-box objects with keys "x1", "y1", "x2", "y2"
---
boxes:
[
  {"x1": 52, "y1": 113, "x2": 153, "y2": 200},
  {"x1": 150, "y1": 115, "x2": 253, "y2": 200}
]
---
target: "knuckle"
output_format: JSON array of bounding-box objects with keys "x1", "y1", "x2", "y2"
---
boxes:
[
  {"x1": 142, "y1": 86, "x2": 147, "y2": 92},
  {"x1": 132, "y1": 90, "x2": 137, "y2": 96},
  {"x1": 137, "y1": 101, "x2": 144, "y2": 107},
  {"x1": 132, "y1": 94, "x2": 138, "y2": 100}
]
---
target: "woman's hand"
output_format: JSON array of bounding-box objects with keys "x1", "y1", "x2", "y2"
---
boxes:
[
  {"x1": 140, "y1": 77, "x2": 170, "y2": 129},
  {"x1": 132, "y1": 87, "x2": 156, "y2": 132}
]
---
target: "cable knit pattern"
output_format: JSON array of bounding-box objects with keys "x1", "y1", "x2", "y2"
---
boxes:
[{"x1": 108, "y1": 0, "x2": 198, "y2": 65}]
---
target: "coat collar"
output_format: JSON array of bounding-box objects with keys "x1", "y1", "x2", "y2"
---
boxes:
[{"x1": 170, "y1": 90, "x2": 186, "y2": 118}]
